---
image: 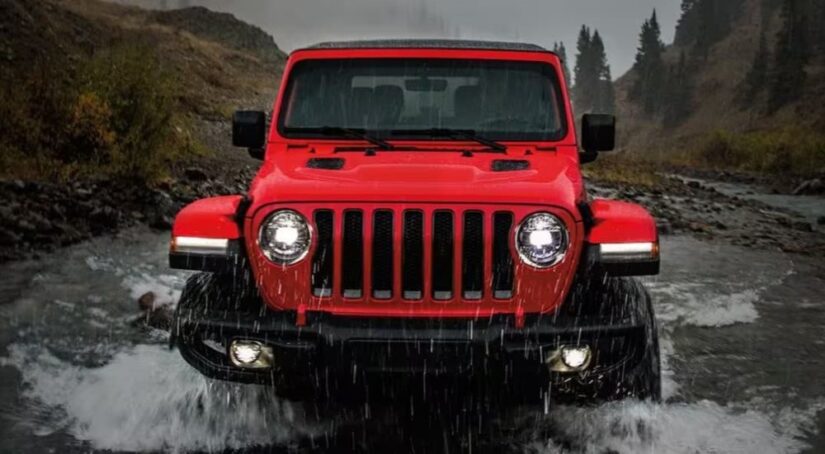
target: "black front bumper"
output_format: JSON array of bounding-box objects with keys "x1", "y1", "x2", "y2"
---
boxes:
[{"x1": 174, "y1": 305, "x2": 647, "y2": 395}]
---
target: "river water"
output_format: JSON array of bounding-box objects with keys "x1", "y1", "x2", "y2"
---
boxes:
[{"x1": 1, "y1": 196, "x2": 824, "y2": 453}]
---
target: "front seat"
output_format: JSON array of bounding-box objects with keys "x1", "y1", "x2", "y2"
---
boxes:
[
  {"x1": 454, "y1": 85, "x2": 481, "y2": 129},
  {"x1": 372, "y1": 85, "x2": 404, "y2": 129},
  {"x1": 347, "y1": 87, "x2": 374, "y2": 129}
]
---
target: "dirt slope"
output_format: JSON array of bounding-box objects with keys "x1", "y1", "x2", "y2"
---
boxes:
[{"x1": 613, "y1": 0, "x2": 825, "y2": 154}]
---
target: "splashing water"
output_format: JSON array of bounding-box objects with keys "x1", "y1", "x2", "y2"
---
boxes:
[{"x1": 1, "y1": 229, "x2": 824, "y2": 452}]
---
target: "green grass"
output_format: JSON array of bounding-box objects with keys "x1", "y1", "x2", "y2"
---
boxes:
[
  {"x1": 688, "y1": 128, "x2": 825, "y2": 178},
  {"x1": 585, "y1": 128, "x2": 825, "y2": 188},
  {"x1": 0, "y1": 43, "x2": 206, "y2": 185}
]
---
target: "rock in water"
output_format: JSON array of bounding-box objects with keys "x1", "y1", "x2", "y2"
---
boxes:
[
  {"x1": 792, "y1": 178, "x2": 823, "y2": 196},
  {"x1": 138, "y1": 292, "x2": 157, "y2": 311}
]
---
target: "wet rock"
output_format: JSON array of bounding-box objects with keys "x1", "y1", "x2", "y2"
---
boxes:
[
  {"x1": 138, "y1": 291, "x2": 157, "y2": 311},
  {"x1": 781, "y1": 242, "x2": 806, "y2": 254},
  {"x1": 0, "y1": 229, "x2": 21, "y2": 245},
  {"x1": 150, "y1": 214, "x2": 174, "y2": 230},
  {"x1": 792, "y1": 220, "x2": 814, "y2": 232},
  {"x1": 89, "y1": 206, "x2": 119, "y2": 231},
  {"x1": 686, "y1": 180, "x2": 701, "y2": 189},
  {"x1": 792, "y1": 178, "x2": 824, "y2": 196},
  {"x1": 817, "y1": 216, "x2": 825, "y2": 226},
  {"x1": 185, "y1": 167, "x2": 209, "y2": 182},
  {"x1": 16, "y1": 219, "x2": 35, "y2": 232},
  {"x1": 688, "y1": 222, "x2": 711, "y2": 233},
  {"x1": 656, "y1": 219, "x2": 673, "y2": 235}
]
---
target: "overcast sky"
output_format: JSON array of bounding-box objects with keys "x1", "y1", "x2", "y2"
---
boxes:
[{"x1": 137, "y1": 0, "x2": 681, "y2": 78}]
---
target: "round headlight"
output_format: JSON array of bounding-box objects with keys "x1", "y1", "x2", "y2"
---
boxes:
[
  {"x1": 258, "y1": 210, "x2": 312, "y2": 265},
  {"x1": 516, "y1": 212, "x2": 568, "y2": 268}
]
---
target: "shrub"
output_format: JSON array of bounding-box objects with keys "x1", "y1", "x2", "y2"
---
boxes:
[
  {"x1": 692, "y1": 128, "x2": 825, "y2": 177},
  {"x1": 77, "y1": 43, "x2": 202, "y2": 182},
  {"x1": 0, "y1": 42, "x2": 204, "y2": 184}
]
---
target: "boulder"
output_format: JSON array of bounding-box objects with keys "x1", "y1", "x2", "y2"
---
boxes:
[{"x1": 792, "y1": 178, "x2": 824, "y2": 196}]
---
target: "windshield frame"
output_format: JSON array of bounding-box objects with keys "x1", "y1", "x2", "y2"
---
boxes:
[{"x1": 275, "y1": 55, "x2": 570, "y2": 144}]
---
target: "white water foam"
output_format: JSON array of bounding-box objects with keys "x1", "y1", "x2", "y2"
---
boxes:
[
  {"x1": 121, "y1": 271, "x2": 187, "y2": 308},
  {"x1": 649, "y1": 282, "x2": 761, "y2": 328},
  {"x1": 523, "y1": 398, "x2": 825, "y2": 454},
  {"x1": 1, "y1": 343, "x2": 317, "y2": 453}
]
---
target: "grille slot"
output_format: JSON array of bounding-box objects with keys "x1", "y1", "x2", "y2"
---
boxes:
[
  {"x1": 402, "y1": 211, "x2": 424, "y2": 300},
  {"x1": 341, "y1": 211, "x2": 364, "y2": 298},
  {"x1": 432, "y1": 211, "x2": 454, "y2": 300},
  {"x1": 311, "y1": 210, "x2": 334, "y2": 297},
  {"x1": 323, "y1": 206, "x2": 519, "y2": 303},
  {"x1": 372, "y1": 210, "x2": 394, "y2": 299},
  {"x1": 492, "y1": 212, "x2": 515, "y2": 299},
  {"x1": 462, "y1": 212, "x2": 484, "y2": 300}
]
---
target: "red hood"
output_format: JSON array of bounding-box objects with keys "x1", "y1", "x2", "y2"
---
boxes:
[{"x1": 247, "y1": 145, "x2": 585, "y2": 220}]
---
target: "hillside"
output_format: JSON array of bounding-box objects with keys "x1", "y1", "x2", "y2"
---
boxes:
[
  {"x1": 613, "y1": 0, "x2": 825, "y2": 173},
  {"x1": 0, "y1": 0, "x2": 283, "y2": 117},
  {"x1": 0, "y1": 0, "x2": 284, "y2": 261}
]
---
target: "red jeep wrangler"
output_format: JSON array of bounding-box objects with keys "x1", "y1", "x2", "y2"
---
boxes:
[{"x1": 170, "y1": 40, "x2": 661, "y2": 403}]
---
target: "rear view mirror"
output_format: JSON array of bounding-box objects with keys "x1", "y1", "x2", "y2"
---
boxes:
[
  {"x1": 233, "y1": 111, "x2": 267, "y2": 159},
  {"x1": 580, "y1": 114, "x2": 615, "y2": 164},
  {"x1": 405, "y1": 78, "x2": 448, "y2": 92}
]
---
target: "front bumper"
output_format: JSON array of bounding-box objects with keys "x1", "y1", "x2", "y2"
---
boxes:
[{"x1": 174, "y1": 305, "x2": 647, "y2": 393}]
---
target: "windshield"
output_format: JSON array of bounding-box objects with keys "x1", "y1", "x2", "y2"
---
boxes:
[{"x1": 278, "y1": 58, "x2": 567, "y2": 141}]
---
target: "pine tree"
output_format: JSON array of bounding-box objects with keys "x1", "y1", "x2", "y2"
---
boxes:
[
  {"x1": 591, "y1": 31, "x2": 615, "y2": 114},
  {"x1": 675, "y1": 0, "x2": 746, "y2": 55},
  {"x1": 675, "y1": 0, "x2": 700, "y2": 46},
  {"x1": 740, "y1": 30, "x2": 769, "y2": 105},
  {"x1": 663, "y1": 51, "x2": 692, "y2": 126},
  {"x1": 631, "y1": 10, "x2": 666, "y2": 115},
  {"x1": 812, "y1": 0, "x2": 825, "y2": 54},
  {"x1": 553, "y1": 42, "x2": 572, "y2": 90},
  {"x1": 768, "y1": 0, "x2": 809, "y2": 112},
  {"x1": 573, "y1": 26, "x2": 595, "y2": 113}
]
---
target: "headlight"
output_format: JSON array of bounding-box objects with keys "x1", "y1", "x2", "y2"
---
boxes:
[
  {"x1": 258, "y1": 210, "x2": 312, "y2": 264},
  {"x1": 516, "y1": 212, "x2": 568, "y2": 268}
]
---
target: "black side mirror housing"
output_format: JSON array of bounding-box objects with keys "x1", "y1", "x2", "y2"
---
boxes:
[
  {"x1": 580, "y1": 114, "x2": 616, "y2": 164},
  {"x1": 232, "y1": 111, "x2": 267, "y2": 160}
]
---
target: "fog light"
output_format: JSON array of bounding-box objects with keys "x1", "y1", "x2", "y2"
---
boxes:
[
  {"x1": 228, "y1": 340, "x2": 274, "y2": 369},
  {"x1": 561, "y1": 346, "x2": 591, "y2": 369},
  {"x1": 547, "y1": 345, "x2": 592, "y2": 373}
]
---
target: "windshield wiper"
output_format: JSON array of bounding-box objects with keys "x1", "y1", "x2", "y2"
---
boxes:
[
  {"x1": 392, "y1": 128, "x2": 507, "y2": 152},
  {"x1": 284, "y1": 126, "x2": 394, "y2": 150}
]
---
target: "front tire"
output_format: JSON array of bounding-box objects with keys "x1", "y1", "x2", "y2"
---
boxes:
[{"x1": 561, "y1": 275, "x2": 661, "y2": 402}]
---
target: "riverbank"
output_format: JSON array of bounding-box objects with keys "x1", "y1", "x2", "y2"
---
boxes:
[
  {"x1": 589, "y1": 171, "x2": 825, "y2": 256},
  {"x1": 0, "y1": 157, "x2": 257, "y2": 263},
  {"x1": 2, "y1": 157, "x2": 823, "y2": 264}
]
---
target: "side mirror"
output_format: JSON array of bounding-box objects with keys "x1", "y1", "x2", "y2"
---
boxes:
[
  {"x1": 232, "y1": 111, "x2": 267, "y2": 160},
  {"x1": 580, "y1": 114, "x2": 616, "y2": 164}
]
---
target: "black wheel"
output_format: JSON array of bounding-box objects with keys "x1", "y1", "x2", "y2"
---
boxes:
[{"x1": 560, "y1": 275, "x2": 662, "y2": 402}]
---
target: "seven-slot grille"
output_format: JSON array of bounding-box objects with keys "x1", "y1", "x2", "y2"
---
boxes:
[{"x1": 311, "y1": 209, "x2": 515, "y2": 301}]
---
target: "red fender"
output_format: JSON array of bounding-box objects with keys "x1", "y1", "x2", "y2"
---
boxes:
[
  {"x1": 586, "y1": 199, "x2": 658, "y2": 244},
  {"x1": 172, "y1": 195, "x2": 245, "y2": 239},
  {"x1": 585, "y1": 199, "x2": 660, "y2": 276}
]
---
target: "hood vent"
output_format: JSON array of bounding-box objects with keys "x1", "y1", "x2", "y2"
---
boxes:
[
  {"x1": 307, "y1": 158, "x2": 345, "y2": 170},
  {"x1": 491, "y1": 160, "x2": 530, "y2": 172}
]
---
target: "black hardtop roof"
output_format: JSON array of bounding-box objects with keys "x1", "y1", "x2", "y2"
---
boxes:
[{"x1": 301, "y1": 39, "x2": 551, "y2": 53}]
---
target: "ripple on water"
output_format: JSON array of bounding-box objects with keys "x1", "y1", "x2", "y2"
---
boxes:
[
  {"x1": 1, "y1": 343, "x2": 317, "y2": 453},
  {"x1": 518, "y1": 398, "x2": 825, "y2": 454}
]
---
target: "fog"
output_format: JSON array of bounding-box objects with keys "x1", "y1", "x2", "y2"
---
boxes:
[{"x1": 123, "y1": 0, "x2": 680, "y2": 78}]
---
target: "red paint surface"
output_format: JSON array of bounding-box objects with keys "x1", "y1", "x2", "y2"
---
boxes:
[
  {"x1": 245, "y1": 203, "x2": 583, "y2": 317},
  {"x1": 172, "y1": 196, "x2": 243, "y2": 239},
  {"x1": 586, "y1": 199, "x2": 658, "y2": 245},
  {"x1": 173, "y1": 46, "x2": 658, "y2": 320}
]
